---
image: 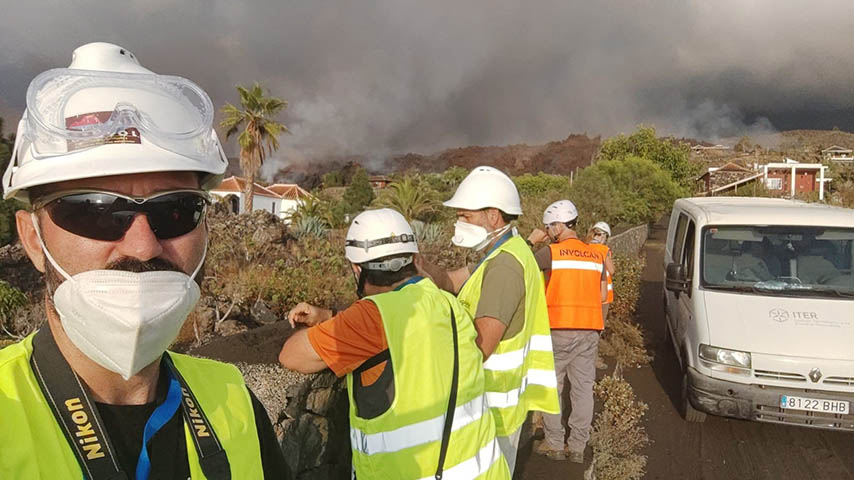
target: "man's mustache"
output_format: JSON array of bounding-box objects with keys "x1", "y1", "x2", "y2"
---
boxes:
[{"x1": 106, "y1": 257, "x2": 184, "y2": 273}]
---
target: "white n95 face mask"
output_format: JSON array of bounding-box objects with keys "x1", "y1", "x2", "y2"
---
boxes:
[
  {"x1": 33, "y1": 214, "x2": 203, "y2": 380},
  {"x1": 451, "y1": 221, "x2": 511, "y2": 252}
]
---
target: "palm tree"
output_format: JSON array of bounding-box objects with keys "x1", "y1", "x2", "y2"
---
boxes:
[
  {"x1": 373, "y1": 175, "x2": 439, "y2": 221},
  {"x1": 220, "y1": 83, "x2": 288, "y2": 213}
]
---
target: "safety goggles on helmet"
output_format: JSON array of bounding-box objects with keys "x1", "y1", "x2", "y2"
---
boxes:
[
  {"x1": 22, "y1": 68, "x2": 218, "y2": 161},
  {"x1": 33, "y1": 189, "x2": 210, "y2": 241}
]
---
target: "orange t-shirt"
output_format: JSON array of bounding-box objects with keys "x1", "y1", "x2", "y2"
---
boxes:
[{"x1": 306, "y1": 299, "x2": 388, "y2": 385}]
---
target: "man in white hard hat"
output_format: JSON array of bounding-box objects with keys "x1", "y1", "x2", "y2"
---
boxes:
[
  {"x1": 279, "y1": 208, "x2": 510, "y2": 479},
  {"x1": 587, "y1": 221, "x2": 615, "y2": 324},
  {"x1": 417, "y1": 166, "x2": 559, "y2": 474},
  {"x1": 526, "y1": 200, "x2": 607, "y2": 463},
  {"x1": 0, "y1": 43, "x2": 289, "y2": 478}
]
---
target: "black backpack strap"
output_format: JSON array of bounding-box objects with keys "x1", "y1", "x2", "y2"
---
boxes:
[
  {"x1": 30, "y1": 328, "x2": 128, "y2": 480},
  {"x1": 435, "y1": 304, "x2": 460, "y2": 480},
  {"x1": 163, "y1": 353, "x2": 232, "y2": 480}
]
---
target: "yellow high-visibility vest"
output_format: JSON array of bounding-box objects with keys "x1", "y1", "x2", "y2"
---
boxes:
[
  {"x1": 0, "y1": 332, "x2": 263, "y2": 479},
  {"x1": 458, "y1": 235, "x2": 560, "y2": 436},
  {"x1": 348, "y1": 278, "x2": 510, "y2": 479}
]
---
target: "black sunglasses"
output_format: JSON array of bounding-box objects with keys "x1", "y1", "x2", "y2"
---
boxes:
[{"x1": 34, "y1": 189, "x2": 210, "y2": 241}]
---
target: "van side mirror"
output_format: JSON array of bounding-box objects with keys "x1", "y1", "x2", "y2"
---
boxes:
[{"x1": 665, "y1": 262, "x2": 690, "y2": 295}]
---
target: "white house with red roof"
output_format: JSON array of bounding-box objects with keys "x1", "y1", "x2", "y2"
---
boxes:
[
  {"x1": 267, "y1": 183, "x2": 314, "y2": 220},
  {"x1": 210, "y1": 176, "x2": 314, "y2": 222}
]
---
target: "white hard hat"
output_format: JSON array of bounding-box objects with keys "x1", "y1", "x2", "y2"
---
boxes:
[
  {"x1": 542, "y1": 200, "x2": 578, "y2": 224},
  {"x1": 345, "y1": 208, "x2": 419, "y2": 266},
  {"x1": 593, "y1": 221, "x2": 611, "y2": 236},
  {"x1": 3, "y1": 42, "x2": 227, "y2": 204},
  {"x1": 443, "y1": 166, "x2": 522, "y2": 215}
]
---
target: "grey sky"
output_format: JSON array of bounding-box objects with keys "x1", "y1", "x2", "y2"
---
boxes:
[{"x1": 2, "y1": 1, "x2": 854, "y2": 173}]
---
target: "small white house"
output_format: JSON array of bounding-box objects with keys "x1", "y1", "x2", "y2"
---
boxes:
[
  {"x1": 821, "y1": 145, "x2": 853, "y2": 164},
  {"x1": 210, "y1": 176, "x2": 285, "y2": 217},
  {"x1": 267, "y1": 183, "x2": 314, "y2": 220}
]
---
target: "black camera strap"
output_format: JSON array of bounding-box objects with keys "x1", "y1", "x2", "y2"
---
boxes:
[
  {"x1": 29, "y1": 328, "x2": 230, "y2": 479},
  {"x1": 435, "y1": 304, "x2": 460, "y2": 480}
]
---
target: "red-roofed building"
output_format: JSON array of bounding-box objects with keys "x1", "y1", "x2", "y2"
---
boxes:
[
  {"x1": 211, "y1": 176, "x2": 295, "y2": 220},
  {"x1": 268, "y1": 183, "x2": 315, "y2": 220},
  {"x1": 369, "y1": 175, "x2": 391, "y2": 189}
]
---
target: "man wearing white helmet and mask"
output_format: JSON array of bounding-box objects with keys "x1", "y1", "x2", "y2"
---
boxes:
[
  {"x1": 417, "y1": 166, "x2": 559, "y2": 474},
  {"x1": 526, "y1": 200, "x2": 607, "y2": 463},
  {"x1": 586, "y1": 221, "x2": 616, "y2": 323},
  {"x1": 0, "y1": 43, "x2": 289, "y2": 478},
  {"x1": 279, "y1": 208, "x2": 510, "y2": 479}
]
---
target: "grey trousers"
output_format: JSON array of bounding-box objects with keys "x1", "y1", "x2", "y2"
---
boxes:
[{"x1": 542, "y1": 329, "x2": 599, "y2": 453}]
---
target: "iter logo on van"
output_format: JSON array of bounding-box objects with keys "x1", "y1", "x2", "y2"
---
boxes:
[{"x1": 769, "y1": 308, "x2": 790, "y2": 323}]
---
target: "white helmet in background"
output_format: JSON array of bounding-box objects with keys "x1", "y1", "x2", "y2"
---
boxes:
[
  {"x1": 345, "y1": 208, "x2": 419, "y2": 270},
  {"x1": 3, "y1": 42, "x2": 227, "y2": 204},
  {"x1": 443, "y1": 166, "x2": 522, "y2": 215},
  {"x1": 593, "y1": 221, "x2": 611, "y2": 237},
  {"x1": 542, "y1": 200, "x2": 578, "y2": 225}
]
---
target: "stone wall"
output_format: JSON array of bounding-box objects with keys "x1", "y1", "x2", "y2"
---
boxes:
[{"x1": 607, "y1": 223, "x2": 649, "y2": 256}]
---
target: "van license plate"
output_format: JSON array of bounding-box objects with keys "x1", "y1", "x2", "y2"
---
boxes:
[{"x1": 780, "y1": 395, "x2": 849, "y2": 414}]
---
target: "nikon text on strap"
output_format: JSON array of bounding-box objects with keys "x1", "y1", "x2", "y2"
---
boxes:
[
  {"x1": 163, "y1": 353, "x2": 232, "y2": 479},
  {"x1": 29, "y1": 328, "x2": 231, "y2": 480}
]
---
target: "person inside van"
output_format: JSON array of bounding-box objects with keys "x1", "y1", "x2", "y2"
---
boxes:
[{"x1": 796, "y1": 241, "x2": 839, "y2": 284}]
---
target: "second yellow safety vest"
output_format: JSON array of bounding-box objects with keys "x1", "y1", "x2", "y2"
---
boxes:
[
  {"x1": 457, "y1": 235, "x2": 560, "y2": 436},
  {"x1": 347, "y1": 277, "x2": 510, "y2": 479}
]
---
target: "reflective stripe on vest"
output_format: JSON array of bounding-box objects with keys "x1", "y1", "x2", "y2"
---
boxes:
[
  {"x1": 605, "y1": 272, "x2": 614, "y2": 303},
  {"x1": 347, "y1": 278, "x2": 510, "y2": 479},
  {"x1": 350, "y1": 393, "x2": 488, "y2": 456},
  {"x1": 484, "y1": 369, "x2": 559, "y2": 408},
  {"x1": 457, "y1": 235, "x2": 560, "y2": 436},
  {"x1": 0, "y1": 333, "x2": 263, "y2": 479},
  {"x1": 482, "y1": 334, "x2": 553, "y2": 372},
  {"x1": 415, "y1": 440, "x2": 503, "y2": 480},
  {"x1": 551, "y1": 259, "x2": 603, "y2": 272},
  {"x1": 546, "y1": 238, "x2": 605, "y2": 330}
]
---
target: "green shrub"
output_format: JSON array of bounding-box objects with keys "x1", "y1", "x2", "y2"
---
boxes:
[
  {"x1": 0, "y1": 280, "x2": 28, "y2": 336},
  {"x1": 598, "y1": 125, "x2": 698, "y2": 192},
  {"x1": 342, "y1": 167, "x2": 374, "y2": 213},
  {"x1": 291, "y1": 216, "x2": 329, "y2": 239},
  {"x1": 372, "y1": 175, "x2": 440, "y2": 222},
  {"x1": 322, "y1": 170, "x2": 345, "y2": 188},
  {"x1": 513, "y1": 172, "x2": 571, "y2": 197},
  {"x1": 598, "y1": 253, "x2": 650, "y2": 367},
  {"x1": 588, "y1": 374, "x2": 649, "y2": 480},
  {"x1": 573, "y1": 156, "x2": 681, "y2": 226},
  {"x1": 410, "y1": 220, "x2": 446, "y2": 246},
  {"x1": 0, "y1": 198, "x2": 21, "y2": 248}
]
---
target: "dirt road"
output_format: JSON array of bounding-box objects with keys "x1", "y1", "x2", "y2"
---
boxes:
[{"x1": 516, "y1": 219, "x2": 854, "y2": 480}]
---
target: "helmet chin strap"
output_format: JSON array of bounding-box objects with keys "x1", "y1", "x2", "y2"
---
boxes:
[{"x1": 353, "y1": 267, "x2": 368, "y2": 298}]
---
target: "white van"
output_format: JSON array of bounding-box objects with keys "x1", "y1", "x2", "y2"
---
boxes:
[{"x1": 663, "y1": 197, "x2": 854, "y2": 430}]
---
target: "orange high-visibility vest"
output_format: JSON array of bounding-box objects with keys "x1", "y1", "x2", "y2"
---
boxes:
[
  {"x1": 589, "y1": 243, "x2": 614, "y2": 304},
  {"x1": 546, "y1": 238, "x2": 605, "y2": 330}
]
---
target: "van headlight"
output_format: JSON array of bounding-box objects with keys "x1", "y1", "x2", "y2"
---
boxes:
[{"x1": 699, "y1": 344, "x2": 751, "y2": 373}]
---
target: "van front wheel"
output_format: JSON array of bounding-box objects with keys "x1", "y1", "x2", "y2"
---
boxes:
[{"x1": 681, "y1": 366, "x2": 708, "y2": 423}]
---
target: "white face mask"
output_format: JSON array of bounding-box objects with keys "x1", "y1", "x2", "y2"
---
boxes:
[
  {"x1": 451, "y1": 221, "x2": 511, "y2": 252},
  {"x1": 33, "y1": 214, "x2": 203, "y2": 380}
]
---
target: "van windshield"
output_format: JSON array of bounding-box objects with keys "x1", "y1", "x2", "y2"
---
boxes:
[{"x1": 701, "y1": 225, "x2": 854, "y2": 298}]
